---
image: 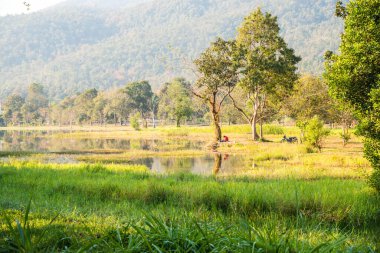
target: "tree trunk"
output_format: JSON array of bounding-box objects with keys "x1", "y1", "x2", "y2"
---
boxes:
[
  {"x1": 300, "y1": 130, "x2": 304, "y2": 144},
  {"x1": 213, "y1": 153, "x2": 222, "y2": 175},
  {"x1": 251, "y1": 115, "x2": 260, "y2": 141},
  {"x1": 213, "y1": 118, "x2": 222, "y2": 142},
  {"x1": 259, "y1": 119, "x2": 263, "y2": 140},
  {"x1": 210, "y1": 98, "x2": 222, "y2": 142},
  {"x1": 176, "y1": 118, "x2": 180, "y2": 127},
  {"x1": 153, "y1": 114, "x2": 156, "y2": 128}
]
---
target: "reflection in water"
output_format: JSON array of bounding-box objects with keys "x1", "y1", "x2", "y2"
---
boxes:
[
  {"x1": 132, "y1": 154, "x2": 243, "y2": 175},
  {"x1": 0, "y1": 130, "x2": 204, "y2": 153},
  {"x1": 213, "y1": 153, "x2": 222, "y2": 175},
  {"x1": 0, "y1": 130, "x2": 248, "y2": 175}
]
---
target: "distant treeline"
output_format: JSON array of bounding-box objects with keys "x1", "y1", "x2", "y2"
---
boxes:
[
  {"x1": 0, "y1": 79, "x2": 206, "y2": 128},
  {"x1": 0, "y1": 74, "x2": 353, "y2": 130}
]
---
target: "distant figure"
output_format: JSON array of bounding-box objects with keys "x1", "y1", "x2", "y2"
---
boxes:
[{"x1": 222, "y1": 135, "x2": 229, "y2": 142}]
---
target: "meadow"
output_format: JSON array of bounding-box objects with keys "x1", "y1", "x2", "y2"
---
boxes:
[{"x1": 0, "y1": 125, "x2": 379, "y2": 252}]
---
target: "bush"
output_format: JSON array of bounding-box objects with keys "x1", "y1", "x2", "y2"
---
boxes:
[
  {"x1": 365, "y1": 138, "x2": 380, "y2": 192},
  {"x1": 304, "y1": 116, "x2": 330, "y2": 152},
  {"x1": 130, "y1": 113, "x2": 141, "y2": 131}
]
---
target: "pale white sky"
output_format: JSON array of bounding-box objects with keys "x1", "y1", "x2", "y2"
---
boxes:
[{"x1": 0, "y1": 0, "x2": 64, "y2": 16}]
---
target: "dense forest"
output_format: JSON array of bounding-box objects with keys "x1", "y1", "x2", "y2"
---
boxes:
[{"x1": 0, "y1": 0, "x2": 343, "y2": 100}]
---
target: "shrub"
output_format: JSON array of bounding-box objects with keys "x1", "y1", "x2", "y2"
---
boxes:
[
  {"x1": 365, "y1": 138, "x2": 380, "y2": 192},
  {"x1": 304, "y1": 116, "x2": 330, "y2": 152},
  {"x1": 340, "y1": 132, "x2": 351, "y2": 147},
  {"x1": 130, "y1": 113, "x2": 141, "y2": 131}
]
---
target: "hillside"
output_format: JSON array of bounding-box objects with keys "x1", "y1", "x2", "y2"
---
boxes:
[{"x1": 0, "y1": 0, "x2": 343, "y2": 99}]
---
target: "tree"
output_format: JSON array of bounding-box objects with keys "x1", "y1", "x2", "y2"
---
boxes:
[
  {"x1": 22, "y1": 83, "x2": 48, "y2": 125},
  {"x1": 193, "y1": 38, "x2": 238, "y2": 142},
  {"x1": 92, "y1": 92, "x2": 108, "y2": 125},
  {"x1": 287, "y1": 75, "x2": 334, "y2": 123},
  {"x1": 74, "y1": 88, "x2": 98, "y2": 125},
  {"x1": 124, "y1": 81, "x2": 153, "y2": 128},
  {"x1": 285, "y1": 75, "x2": 336, "y2": 141},
  {"x1": 158, "y1": 78, "x2": 193, "y2": 127},
  {"x1": 230, "y1": 8, "x2": 301, "y2": 141},
  {"x1": 2, "y1": 94, "x2": 25, "y2": 125},
  {"x1": 105, "y1": 89, "x2": 131, "y2": 125},
  {"x1": 324, "y1": 0, "x2": 380, "y2": 190},
  {"x1": 151, "y1": 94, "x2": 159, "y2": 128},
  {"x1": 49, "y1": 102, "x2": 64, "y2": 126}
]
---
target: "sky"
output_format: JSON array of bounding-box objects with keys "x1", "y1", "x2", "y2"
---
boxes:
[{"x1": 0, "y1": 0, "x2": 64, "y2": 16}]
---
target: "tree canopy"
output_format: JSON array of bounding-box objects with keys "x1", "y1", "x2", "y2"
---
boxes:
[
  {"x1": 325, "y1": 0, "x2": 380, "y2": 191},
  {"x1": 230, "y1": 8, "x2": 300, "y2": 140}
]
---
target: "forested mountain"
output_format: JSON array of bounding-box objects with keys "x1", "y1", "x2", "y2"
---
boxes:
[{"x1": 0, "y1": 0, "x2": 343, "y2": 100}]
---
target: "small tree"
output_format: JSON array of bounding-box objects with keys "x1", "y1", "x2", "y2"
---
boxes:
[
  {"x1": 158, "y1": 78, "x2": 193, "y2": 127},
  {"x1": 130, "y1": 112, "x2": 141, "y2": 131},
  {"x1": 304, "y1": 116, "x2": 330, "y2": 152}
]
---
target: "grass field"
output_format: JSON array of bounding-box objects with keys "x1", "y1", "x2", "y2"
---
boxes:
[{"x1": 0, "y1": 125, "x2": 379, "y2": 252}]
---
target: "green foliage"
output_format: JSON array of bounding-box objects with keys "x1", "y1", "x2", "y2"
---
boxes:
[
  {"x1": 130, "y1": 112, "x2": 141, "y2": 131},
  {"x1": 304, "y1": 116, "x2": 330, "y2": 152},
  {"x1": 158, "y1": 78, "x2": 193, "y2": 127},
  {"x1": 194, "y1": 38, "x2": 237, "y2": 141},
  {"x1": 22, "y1": 83, "x2": 49, "y2": 125},
  {"x1": 231, "y1": 8, "x2": 301, "y2": 140},
  {"x1": 324, "y1": 0, "x2": 380, "y2": 191},
  {"x1": 2, "y1": 94, "x2": 25, "y2": 125},
  {"x1": 365, "y1": 138, "x2": 380, "y2": 191},
  {"x1": 286, "y1": 75, "x2": 336, "y2": 123},
  {"x1": 340, "y1": 131, "x2": 351, "y2": 147},
  {"x1": 125, "y1": 81, "x2": 153, "y2": 127}
]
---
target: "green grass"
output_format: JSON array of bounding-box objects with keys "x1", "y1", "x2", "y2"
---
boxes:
[
  {"x1": 0, "y1": 125, "x2": 377, "y2": 251},
  {"x1": 0, "y1": 162, "x2": 379, "y2": 251}
]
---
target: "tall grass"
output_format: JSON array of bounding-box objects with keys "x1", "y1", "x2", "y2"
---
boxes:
[
  {"x1": 0, "y1": 163, "x2": 378, "y2": 250},
  {"x1": 2, "y1": 206, "x2": 366, "y2": 252}
]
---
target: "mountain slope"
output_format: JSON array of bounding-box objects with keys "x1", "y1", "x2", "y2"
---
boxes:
[{"x1": 0, "y1": 0, "x2": 343, "y2": 99}]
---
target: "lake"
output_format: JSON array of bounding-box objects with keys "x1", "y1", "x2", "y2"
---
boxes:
[{"x1": 0, "y1": 130, "x2": 247, "y2": 175}]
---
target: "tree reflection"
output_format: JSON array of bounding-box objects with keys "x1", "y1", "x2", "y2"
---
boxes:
[{"x1": 213, "y1": 153, "x2": 222, "y2": 175}]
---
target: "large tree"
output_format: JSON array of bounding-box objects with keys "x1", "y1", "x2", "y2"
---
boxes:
[
  {"x1": 230, "y1": 8, "x2": 301, "y2": 141},
  {"x1": 193, "y1": 38, "x2": 238, "y2": 142},
  {"x1": 124, "y1": 81, "x2": 153, "y2": 128},
  {"x1": 325, "y1": 0, "x2": 380, "y2": 190}
]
